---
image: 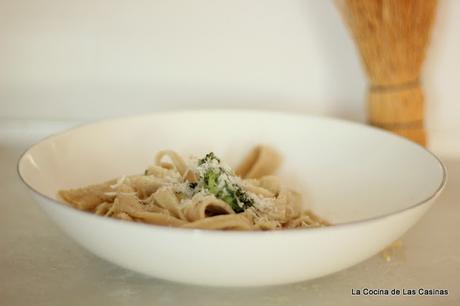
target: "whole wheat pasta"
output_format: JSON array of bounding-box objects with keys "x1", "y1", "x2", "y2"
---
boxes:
[{"x1": 59, "y1": 145, "x2": 329, "y2": 231}]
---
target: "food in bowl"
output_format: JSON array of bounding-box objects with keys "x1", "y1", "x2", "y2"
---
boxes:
[
  {"x1": 59, "y1": 145, "x2": 328, "y2": 230},
  {"x1": 18, "y1": 111, "x2": 446, "y2": 286}
]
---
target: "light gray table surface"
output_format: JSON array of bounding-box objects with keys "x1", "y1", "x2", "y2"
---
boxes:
[{"x1": 1, "y1": 124, "x2": 459, "y2": 306}]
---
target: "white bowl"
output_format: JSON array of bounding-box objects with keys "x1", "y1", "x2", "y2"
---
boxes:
[{"x1": 18, "y1": 110, "x2": 446, "y2": 287}]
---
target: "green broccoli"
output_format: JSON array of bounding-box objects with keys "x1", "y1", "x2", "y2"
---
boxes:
[
  {"x1": 198, "y1": 152, "x2": 254, "y2": 213},
  {"x1": 203, "y1": 168, "x2": 219, "y2": 194},
  {"x1": 198, "y1": 152, "x2": 220, "y2": 165}
]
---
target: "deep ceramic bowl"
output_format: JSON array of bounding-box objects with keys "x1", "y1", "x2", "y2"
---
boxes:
[{"x1": 18, "y1": 110, "x2": 446, "y2": 287}]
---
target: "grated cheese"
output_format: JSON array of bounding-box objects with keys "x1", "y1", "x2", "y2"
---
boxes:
[{"x1": 110, "y1": 175, "x2": 127, "y2": 189}]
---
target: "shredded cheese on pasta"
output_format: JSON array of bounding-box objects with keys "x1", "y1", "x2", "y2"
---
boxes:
[{"x1": 58, "y1": 146, "x2": 329, "y2": 230}]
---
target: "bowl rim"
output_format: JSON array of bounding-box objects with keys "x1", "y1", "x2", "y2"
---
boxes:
[{"x1": 17, "y1": 109, "x2": 448, "y2": 236}]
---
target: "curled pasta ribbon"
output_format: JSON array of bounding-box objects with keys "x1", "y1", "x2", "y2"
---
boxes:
[
  {"x1": 152, "y1": 187, "x2": 184, "y2": 219},
  {"x1": 155, "y1": 150, "x2": 188, "y2": 176},
  {"x1": 109, "y1": 193, "x2": 185, "y2": 226},
  {"x1": 59, "y1": 179, "x2": 117, "y2": 211},
  {"x1": 155, "y1": 150, "x2": 197, "y2": 181},
  {"x1": 144, "y1": 165, "x2": 170, "y2": 177},
  {"x1": 236, "y1": 145, "x2": 282, "y2": 179},
  {"x1": 127, "y1": 176, "x2": 163, "y2": 199},
  {"x1": 183, "y1": 196, "x2": 234, "y2": 222}
]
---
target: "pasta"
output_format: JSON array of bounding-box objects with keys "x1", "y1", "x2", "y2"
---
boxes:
[{"x1": 59, "y1": 146, "x2": 329, "y2": 231}]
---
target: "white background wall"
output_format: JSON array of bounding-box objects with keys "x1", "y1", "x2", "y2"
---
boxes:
[{"x1": 0, "y1": 0, "x2": 458, "y2": 133}]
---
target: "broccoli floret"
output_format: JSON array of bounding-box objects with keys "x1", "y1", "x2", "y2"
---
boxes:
[
  {"x1": 203, "y1": 168, "x2": 219, "y2": 194},
  {"x1": 235, "y1": 186, "x2": 255, "y2": 209},
  {"x1": 217, "y1": 187, "x2": 239, "y2": 212},
  {"x1": 198, "y1": 152, "x2": 253, "y2": 213},
  {"x1": 198, "y1": 152, "x2": 220, "y2": 165}
]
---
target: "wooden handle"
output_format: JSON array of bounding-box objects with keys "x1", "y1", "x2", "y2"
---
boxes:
[{"x1": 368, "y1": 83, "x2": 426, "y2": 146}]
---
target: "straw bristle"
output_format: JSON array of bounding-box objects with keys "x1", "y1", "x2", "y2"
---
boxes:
[
  {"x1": 338, "y1": 0, "x2": 438, "y2": 85},
  {"x1": 336, "y1": 0, "x2": 438, "y2": 145}
]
